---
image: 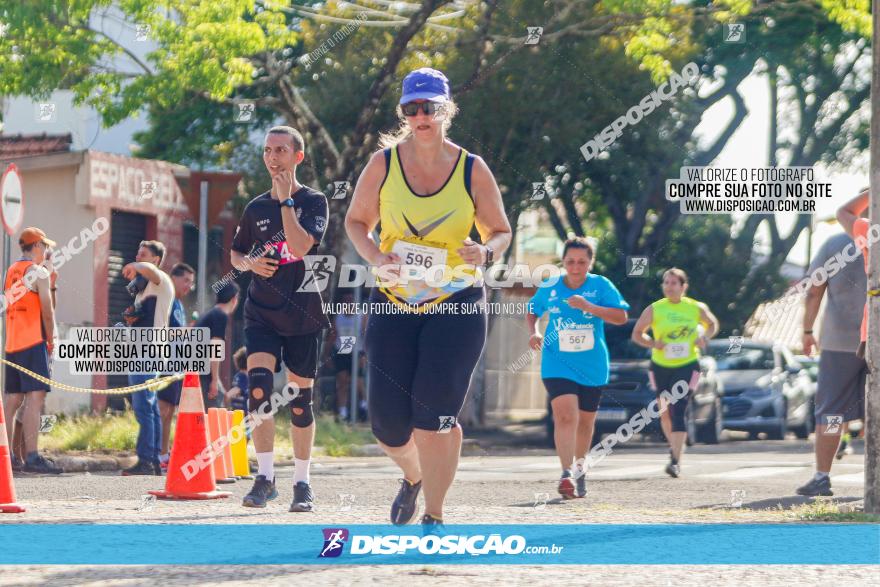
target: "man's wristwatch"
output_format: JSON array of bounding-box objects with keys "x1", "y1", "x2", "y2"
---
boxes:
[
  {"x1": 484, "y1": 245, "x2": 494, "y2": 266},
  {"x1": 279, "y1": 198, "x2": 295, "y2": 208}
]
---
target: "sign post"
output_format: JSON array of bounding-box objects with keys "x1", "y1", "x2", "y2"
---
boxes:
[{"x1": 1, "y1": 163, "x2": 25, "y2": 390}]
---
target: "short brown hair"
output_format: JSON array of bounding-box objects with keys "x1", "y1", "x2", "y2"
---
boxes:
[
  {"x1": 267, "y1": 126, "x2": 304, "y2": 152},
  {"x1": 233, "y1": 347, "x2": 247, "y2": 371},
  {"x1": 171, "y1": 263, "x2": 195, "y2": 277},
  {"x1": 562, "y1": 237, "x2": 595, "y2": 260},
  {"x1": 663, "y1": 267, "x2": 688, "y2": 286},
  {"x1": 139, "y1": 240, "x2": 166, "y2": 266}
]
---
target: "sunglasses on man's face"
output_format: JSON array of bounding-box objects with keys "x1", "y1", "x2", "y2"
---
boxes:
[{"x1": 401, "y1": 101, "x2": 443, "y2": 117}]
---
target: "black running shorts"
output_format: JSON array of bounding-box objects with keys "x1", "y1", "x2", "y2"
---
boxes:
[{"x1": 366, "y1": 287, "x2": 487, "y2": 447}]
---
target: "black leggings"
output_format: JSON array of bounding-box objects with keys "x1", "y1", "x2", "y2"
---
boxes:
[
  {"x1": 650, "y1": 361, "x2": 699, "y2": 433},
  {"x1": 366, "y1": 287, "x2": 488, "y2": 447}
]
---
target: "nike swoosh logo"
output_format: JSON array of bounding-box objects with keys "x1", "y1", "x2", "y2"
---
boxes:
[
  {"x1": 402, "y1": 213, "x2": 421, "y2": 237},
  {"x1": 415, "y1": 82, "x2": 427, "y2": 87},
  {"x1": 402, "y1": 210, "x2": 456, "y2": 239}
]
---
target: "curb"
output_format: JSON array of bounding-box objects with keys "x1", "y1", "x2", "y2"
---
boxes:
[
  {"x1": 46, "y1": 439, "x2": 486, "y2": 472},
  {"x1": 49, "y1": 453, "x2": 137, "y2": 473}
]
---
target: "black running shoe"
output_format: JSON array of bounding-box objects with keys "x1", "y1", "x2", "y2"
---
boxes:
[
  {"x1": 421, "y1": 513, "x2": 445, "y2": 536},
  {"x1": 558, "y1": 469, "x2": 575, "y2": 499},
  {"x1": 121, "y1": 459, "x2": 155, "y2": 476},
  {"x1": 391, "y1": 478, "x2": 422, "y2": 525},
  {"x1": 796, "y1": 475, "x2": 833, "y2": 497},
  {"x1": 24, "y1": 453, "x2": 62, "y2": 474},
  {"x1": 242, "y1": 475, "x2": 278, "y2": 508},
  {"x1": 289, "y1": 481, "x2": 315, "y2": 512},
  {"x1": 11, "y1": 455, "x2": 23, "y2": 473},
  {"x1": 665, "y1": 452, "x2": 680, "y2": 478}
]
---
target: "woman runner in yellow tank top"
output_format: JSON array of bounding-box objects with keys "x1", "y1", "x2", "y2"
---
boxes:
[
  {"x1": 631, "y1": 268, "x2": 719, "y2": 477},
  {"x1": 345, "y1": 68, "x2": 511, "y2": 528}
]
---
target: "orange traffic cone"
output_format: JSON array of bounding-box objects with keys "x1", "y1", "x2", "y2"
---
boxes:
[
  {"x1": 149, "y1": 373, "x2": 231, "y2": 500},
  {"x1": 0, "y1": 400, "x2": 25, "y2": 513},
  {"x1": 219, "y1": 408, "x2": 236, "y2": 479},
  {"x1": 207, "y1": 408, "x2": 235, "y2": 484}
]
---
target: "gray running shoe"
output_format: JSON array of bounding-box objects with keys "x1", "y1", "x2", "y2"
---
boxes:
[{"x1": 796, "y1": 475, "x2": 833, "y2": 497}]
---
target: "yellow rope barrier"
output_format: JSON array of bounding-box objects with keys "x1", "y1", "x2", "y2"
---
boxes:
[{"x1": 0, "y1": 358, "x2": 183, "y2": 394}]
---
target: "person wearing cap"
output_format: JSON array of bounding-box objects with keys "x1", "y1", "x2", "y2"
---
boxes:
[
  {"x1": 2, "y1": 227, "x2": 62, "y2": 474},
  {"x1": 345, "y1": 67, "x2": 511, "y2": 528}
]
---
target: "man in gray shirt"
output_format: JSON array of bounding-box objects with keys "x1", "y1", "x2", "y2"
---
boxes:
[{"x1": 796, "y1": 231, "x2": 867, "y2": 496}]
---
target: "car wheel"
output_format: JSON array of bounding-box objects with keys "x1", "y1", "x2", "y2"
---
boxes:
[
  {"x1": 591, "y1": 428, "x2": 603, "y2": 448},
  {"x1": 767, "y1": 400, "x2": 788, "y2": 440},
  {"x1": 545, "y1": 400, "x2": 555, "y2": 448},
  {"x1": 696, "y1": 399, "x2": 723, "y2": 444},
  {"x1": 793, "y1": 400, "x2": 815, "y2": 440}
]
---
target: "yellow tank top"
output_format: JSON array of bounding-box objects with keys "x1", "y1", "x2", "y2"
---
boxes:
[
  {"x1": 377, "y1": 145, "x2": 482, "y2": 308},
  {"x1": 650, "y1": 296, "x2": 702, "y2": 367}
]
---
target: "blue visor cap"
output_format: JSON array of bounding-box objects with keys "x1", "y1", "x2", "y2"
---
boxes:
[{"x1": 400, "y1": 68, "x2": 450, "y2": 104}]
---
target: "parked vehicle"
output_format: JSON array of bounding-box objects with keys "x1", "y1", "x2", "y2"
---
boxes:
[
  {"x1": 706, "y1": 340, "x2": 816, "y2": 440},
  {"x1": 546, "y1": 320, "x2": 724, "y2": 446}
]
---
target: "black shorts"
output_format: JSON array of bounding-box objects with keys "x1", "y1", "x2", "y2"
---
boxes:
[
  {"x1": 244, "y1": 324, "x2": 320, "y2": 378},
  {"x1": 156, "y1": 379, "x2": 182, "y2": 405},
  {"x1": 4, "y1": 343, "x2": 51, "y2": 394},
  {"x1": 333, "y1": 351, "x2": 361, "y2": 374},
  {"x1": 366, "y1": 287, "x2": 487, "y2": 447},
  {"x1": 543, "y1": 378, "x2": 603, "y2": 412}
]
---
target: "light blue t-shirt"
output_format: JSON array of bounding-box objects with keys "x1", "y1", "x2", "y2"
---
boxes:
[{"x1": 529, "y1": 273, "x2": 630, "y2": 386}]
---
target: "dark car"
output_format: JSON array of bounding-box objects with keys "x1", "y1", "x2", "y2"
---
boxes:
[
  {"x1": 545, "y1": 320, "x2": 725, "y2": 446},
  {"x1": 705, "y1": 339, "x2": 815, "y2": 440}
]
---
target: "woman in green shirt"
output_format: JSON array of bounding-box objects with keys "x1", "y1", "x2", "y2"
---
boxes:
[{"x1": 632, "y1": 268, "x2": 719, "y2": 477}]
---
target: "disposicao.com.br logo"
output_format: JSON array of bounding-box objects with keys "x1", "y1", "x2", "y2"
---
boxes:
[{"x1": 318, "y1": 528, "x2": 563, "y2": 557}]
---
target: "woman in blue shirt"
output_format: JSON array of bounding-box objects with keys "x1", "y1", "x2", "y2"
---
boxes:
[{"x1": 526, "y1": 237, "x2": 629, "y2": 499}]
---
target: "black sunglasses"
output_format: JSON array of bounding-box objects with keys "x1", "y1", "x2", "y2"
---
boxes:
[{"x1": 401, "y1": 101, "x2": 444, "y2": 117}]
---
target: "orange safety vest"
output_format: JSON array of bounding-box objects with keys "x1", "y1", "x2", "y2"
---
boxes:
[{"x1": 4, "y1": 260, "x2": 45, "y2": 353}]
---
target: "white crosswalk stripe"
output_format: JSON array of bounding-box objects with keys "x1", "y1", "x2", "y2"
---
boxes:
[{"x1": 695, "y1": 466, "x2": 810, "y2": 480}]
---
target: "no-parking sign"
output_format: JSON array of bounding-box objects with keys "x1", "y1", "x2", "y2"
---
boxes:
[{"x1": 0, "y1": 163, "x2": 24, "y2": 236}]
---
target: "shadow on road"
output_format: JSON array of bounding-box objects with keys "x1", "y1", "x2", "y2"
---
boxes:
[{"x1": 697, "y1": 495, "x2": 862, "y2": 511}]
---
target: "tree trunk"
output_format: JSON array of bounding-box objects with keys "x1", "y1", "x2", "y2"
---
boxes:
[{"x1": 864, "y1": 0, "x2": 879, "y2": 514}]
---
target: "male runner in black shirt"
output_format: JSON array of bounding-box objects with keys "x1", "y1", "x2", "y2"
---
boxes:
[{"x1": 231, "y1": 126, "x2": 329, "y2": 511}]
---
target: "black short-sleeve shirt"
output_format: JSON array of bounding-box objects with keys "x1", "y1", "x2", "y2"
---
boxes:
[
  {"x1": 195, "y1": 306, "x2": 228, "y2": 340},
  {"x1": 231, "y1": 187, "x2": 330, "y2": 335}
]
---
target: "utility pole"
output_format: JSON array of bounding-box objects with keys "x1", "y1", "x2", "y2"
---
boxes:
[{"x1": 865, "y1": 0, "x2": 879, "y2": 514}]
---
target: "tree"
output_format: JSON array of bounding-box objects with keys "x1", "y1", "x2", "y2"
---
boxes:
[{"x1": 533, "y1": 1, "x2": 871, "y2": 324}]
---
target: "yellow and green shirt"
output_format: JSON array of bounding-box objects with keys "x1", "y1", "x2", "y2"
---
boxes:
[
  {"x1": 377, "y1": 145, "x2": 483, "y2": 308},
  {"x1": 650, "y1": 296, "x2": 702, "y2": 367}
]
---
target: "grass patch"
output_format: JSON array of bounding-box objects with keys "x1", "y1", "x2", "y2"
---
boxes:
[
  {"x1": 41, "y1": 411, "x2": 373, "y2": 457},
  {"x1": 274, "y1": 413, "x2": 374, "y2": 457},
  {"x1": 789, "y1": 500, "x2": 880, "y2": 523},
  {"x1": 42, "y1": 411, "x2": 138, "y2": 452}
]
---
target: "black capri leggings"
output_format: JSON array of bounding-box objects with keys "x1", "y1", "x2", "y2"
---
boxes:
[
  {"x1": 366, "y1": 287, "x2": 488, "y2": 447},
  {"x1": 649, "y1": 361, "x2": 700, "y2": 433}
]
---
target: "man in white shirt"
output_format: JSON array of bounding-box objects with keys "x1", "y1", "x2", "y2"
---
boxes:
[{"x1": 120, "y1": 240, "x2": 174, "y2": 476}]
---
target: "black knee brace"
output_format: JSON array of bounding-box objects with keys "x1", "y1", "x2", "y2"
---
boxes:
[
  {"x1": 247, "y1": 367, "x2": 275, "y2": 414},
  {"x1": 289, "y1": 387, "x2": 314, "y2": 428}
]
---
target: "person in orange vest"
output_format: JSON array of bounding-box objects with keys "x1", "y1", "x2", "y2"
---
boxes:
[{"x1": 2, "y1": 227, "x2": 62, "y2": 474}]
